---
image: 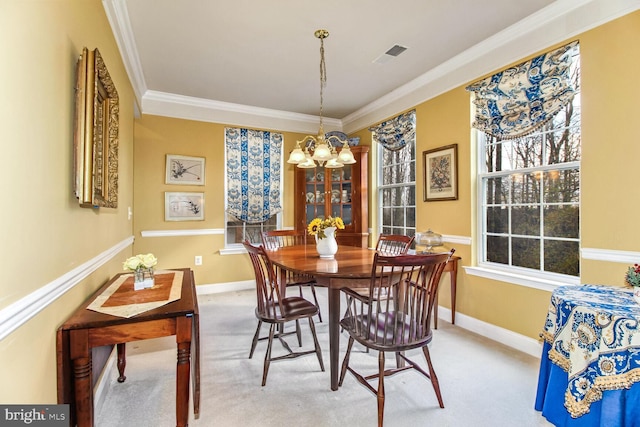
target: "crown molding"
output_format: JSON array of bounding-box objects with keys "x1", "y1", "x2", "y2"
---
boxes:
[
  {"x1": 104, "y1": 0, "x2": 640, "y2": 134},
  {"x1": 141, "y1": 91, "x2": 343, "y2": 134},
  {"x1": 102, "y1": 0, "x2": 147, "y2": 105},
  {"x1": 342, "y1": 0, "x2": 640, "y2": 132}
]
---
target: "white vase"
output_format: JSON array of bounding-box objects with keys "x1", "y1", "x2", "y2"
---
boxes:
[
  {"x1": 634, "y1": 287, "x2": 640, "y2": 304},
  {"x1": 315, "y1": 226, "x2": 338, "y2": 259}
]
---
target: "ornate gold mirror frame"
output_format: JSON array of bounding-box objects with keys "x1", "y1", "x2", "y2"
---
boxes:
[{"x1": 74, "y1": 47, "x2": 119, "y2": 208}]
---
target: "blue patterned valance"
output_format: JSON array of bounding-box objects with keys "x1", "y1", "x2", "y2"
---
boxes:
[
  {"x1": 368, "y1": 110, "x2": 416, "y2": 151},
  {"x1": 225, "y1": 128, "x2": 282, "y2": 223},
  {"x1": 466, "y1": 41, "x2": 578, "y2": 139}
]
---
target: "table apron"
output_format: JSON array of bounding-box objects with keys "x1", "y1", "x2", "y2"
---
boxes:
[{"x1": 86, "y1": 318, "x2": 181, "y2": 348}]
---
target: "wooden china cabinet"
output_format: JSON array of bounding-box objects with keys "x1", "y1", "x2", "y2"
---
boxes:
[{"x1": 294, "y1": 146, "x2": 369, "y2": 247}]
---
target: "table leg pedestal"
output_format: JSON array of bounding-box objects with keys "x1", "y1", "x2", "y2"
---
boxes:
[{"x1": 326, "y1": 282, "x2": 340, "y2": 391}]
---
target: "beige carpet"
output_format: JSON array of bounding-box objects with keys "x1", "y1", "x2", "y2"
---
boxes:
[{"x1": 95, "y1": 288, "x2": 553, "y2": 427}]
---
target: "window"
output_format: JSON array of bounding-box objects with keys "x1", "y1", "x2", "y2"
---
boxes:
[
  {"x1": 225, "y1": 214, "x2": 279, "y2": 245},
  {"x1": 378, "y1": 141, "x2": 416, "y2": 240},
  {"x1": 477, "y1": 49, "x2": 580, "y2": 277},
  {"x1": 224, "y1": 127, "x2": 283, "y2": 247}
]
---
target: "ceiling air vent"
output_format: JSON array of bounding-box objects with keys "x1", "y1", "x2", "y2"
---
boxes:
[{"x1": 373, "y1": 44, "x2": 408, "y2": 64}]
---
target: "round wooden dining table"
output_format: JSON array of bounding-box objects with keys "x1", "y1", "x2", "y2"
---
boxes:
[{"x1": 265, "y1": 244, "x2": 376, "y2": 391}]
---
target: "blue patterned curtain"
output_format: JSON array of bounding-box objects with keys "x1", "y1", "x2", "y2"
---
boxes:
[
  {"x1": 368, "y1": 110, "x2": 416, "y2": 151},
  {"x1": 225, "y1": 128, "x2": 282, "y2": 223},
  {"x1": 465, "y1": 41, "x2": 578, "y2": 139}
]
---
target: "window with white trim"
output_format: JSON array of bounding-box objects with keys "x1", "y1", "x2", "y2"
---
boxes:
[
  {"x1": 378, "y1": 141, "x2": 416, "y2": 240},
  {"x1": 225, "y1": 215, "x2": 279, "y2": 246},
  {"x1": 476, "y1": 47, "x2": 581, "y2": 277}
]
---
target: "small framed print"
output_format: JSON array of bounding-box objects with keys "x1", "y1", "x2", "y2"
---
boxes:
[
  {"x1": 166, "y1": 154, "x2": 205, "y2": 185},
  {"x1": 423, "y1": 144, "x2": 458, "y2": 202},
  {"x1": 165, "y1": 192, "x2": 204, "y2": 221}
]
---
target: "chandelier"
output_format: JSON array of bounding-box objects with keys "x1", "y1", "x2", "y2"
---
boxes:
[{"x1": 287, "y1": 29, "x2": 356, "y2": 169}]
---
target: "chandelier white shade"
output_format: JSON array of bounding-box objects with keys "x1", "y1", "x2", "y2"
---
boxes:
[{"x1": 287, "y1": 29, "x2": 356, "y2": 169}]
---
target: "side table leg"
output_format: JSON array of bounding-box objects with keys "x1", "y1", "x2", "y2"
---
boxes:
[
  {"x1": 70, "y1": 329, "x2": 93, "y2": 427},
  {"x1": 176, "y1": 317, "x2": 192, "y2": 427},
  {"x1": 72, "y1": 358, "x2": 92, "y2": 427},
  {"x1": 117, "y1": 343, "x2": 127, "y2": 383},
  {"x1": 451, "y1": 260, "x2": 458, "y2": 325}
]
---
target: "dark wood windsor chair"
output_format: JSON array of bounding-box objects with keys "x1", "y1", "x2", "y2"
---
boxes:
[
  {"x1": 343, "y1": 234, "x2": 415, "y2": 321},
  {"x1": 261, "y1": 229, "x2": 322, "y2": 322},
  {"x1": 339, "y1": 250, "x2": 455, "y2": 427},
  {"x1": 243, "y1": 241, "x2": 325, "y2": 386}
]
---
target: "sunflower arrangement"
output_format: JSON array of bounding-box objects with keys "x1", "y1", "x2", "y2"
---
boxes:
[{"x1": 307, "y1": 216, "x2": 345, "y2": 239}]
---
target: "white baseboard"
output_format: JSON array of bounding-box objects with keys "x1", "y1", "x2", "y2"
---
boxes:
[
  {"x1": 436, "y1": 306, "x2": 542, "y2": 358},
  {"x1": 194, "y1": 280, "x2": 542, "y2": 358},
  {"x1": 95, "y1": 281, "x2": 542, "y2": 406},
  {"x1": 93, "y1": 346, "x2": 118, "y2": 416}
]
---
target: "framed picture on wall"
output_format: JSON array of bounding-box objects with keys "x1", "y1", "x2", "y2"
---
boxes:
[
  {"x1": 73, "y1": 47, "x2": 119, "y2": 208},
  {"x1": 423, "y1": 144, "x2": 458, "y2": 201},
  {"x1": 165, "y1": 154, "x2": 205, "y2": 185},
  {"x1": 165, "y1": 192, "x2": 205, "y2": 221}
]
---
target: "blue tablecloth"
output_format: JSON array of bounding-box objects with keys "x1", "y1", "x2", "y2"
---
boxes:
[{"x1": 535, "y1": 285, "x2": 640, "y2": 426}]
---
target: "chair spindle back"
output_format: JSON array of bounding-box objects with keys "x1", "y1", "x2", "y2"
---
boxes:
[
  {"x1": 375, "y1": 234, "x2": 415, "y2": 256},
  {"x1": 347, "y1": 250, "x2": 454, "y2": 350},
  {"x1": 243, "y1": 241, "x2": 283, "y2": 320}
]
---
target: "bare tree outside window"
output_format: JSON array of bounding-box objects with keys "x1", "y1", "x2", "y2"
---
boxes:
[
  {"x1": 379, "y1": 142, "x2": 416, "y2": 239},
  {"x1": 480, "y1": 50, "x2": 581, "y2": 277}
]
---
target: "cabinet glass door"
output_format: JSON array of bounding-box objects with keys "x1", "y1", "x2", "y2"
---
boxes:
[
  {"x1": 329, "y1": 167, "x2": 352, "y2": 227},
  {"x1": 303, "y1": 165, "x2": 355, "y2": 227},
  {"x1": 304, "y1": 168, "x2": 324, "y2": 225}
]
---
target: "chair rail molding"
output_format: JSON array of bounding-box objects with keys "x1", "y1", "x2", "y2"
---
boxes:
[
  {"x1": 141, "y1": 228, "x2": 224, "y2": 237},
  {"x1": 581, "y1": 247, "x2": 640, "y2": 264},
  {"x1": 0, "y1": 236, "x2": 134, "y2": 341},
  {"x1": 443, "y1": 234, "x2": 472, "y2": 246}
]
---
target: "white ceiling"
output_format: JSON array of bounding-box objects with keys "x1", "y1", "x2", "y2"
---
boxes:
[{"x1": 103, "y1": 0, "x2": 639, "y2": 133}]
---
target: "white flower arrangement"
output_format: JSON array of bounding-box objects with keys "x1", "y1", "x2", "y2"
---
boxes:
[
  {"x1": 123, "y1": 253, "x2": 158, "y2": 272},
  {"x1": 123, "y1": 253, "x2": 158, "y2": 290}
]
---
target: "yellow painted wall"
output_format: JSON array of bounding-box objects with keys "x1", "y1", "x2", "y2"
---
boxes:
[
  {"x1": 2, "y1": 0, "x2": 638, "y2": 406},
  {"x1": 131, "y1": 12, "x2": 640, "y2": 342},
  {"x1": 0, "y1": 0, "x2": 135, "y2": 402},
  {"x1": 133, "y1": 115, "x2": 330, "y2": 284},
  {"x1": 580, "y1": 11, "x2": 640, "y2": 286},
  {"x1": 412, "y1": 12, "x2": 640, "y2": 338}
]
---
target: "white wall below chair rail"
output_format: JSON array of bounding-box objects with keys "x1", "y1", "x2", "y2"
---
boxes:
[{"x1": 0, "y1": 236, "x2": 134, "y2": 342}]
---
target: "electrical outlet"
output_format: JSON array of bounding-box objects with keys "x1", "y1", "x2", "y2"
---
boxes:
[{"x1": 194, "y1": 256, "x2": 202, "y2": 266}]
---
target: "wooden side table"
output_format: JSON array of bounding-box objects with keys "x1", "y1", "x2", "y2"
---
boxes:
[{"x1": 56, "y1": 268, "x2": 200, "y2": 427}]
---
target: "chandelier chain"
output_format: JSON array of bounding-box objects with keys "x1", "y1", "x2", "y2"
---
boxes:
[
  {"x1": 286, "y1": 29, "x2": 356, "y2": 169},
  {"x1": 318, "y1": 33, "x2": 327, "y2": 131}
]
